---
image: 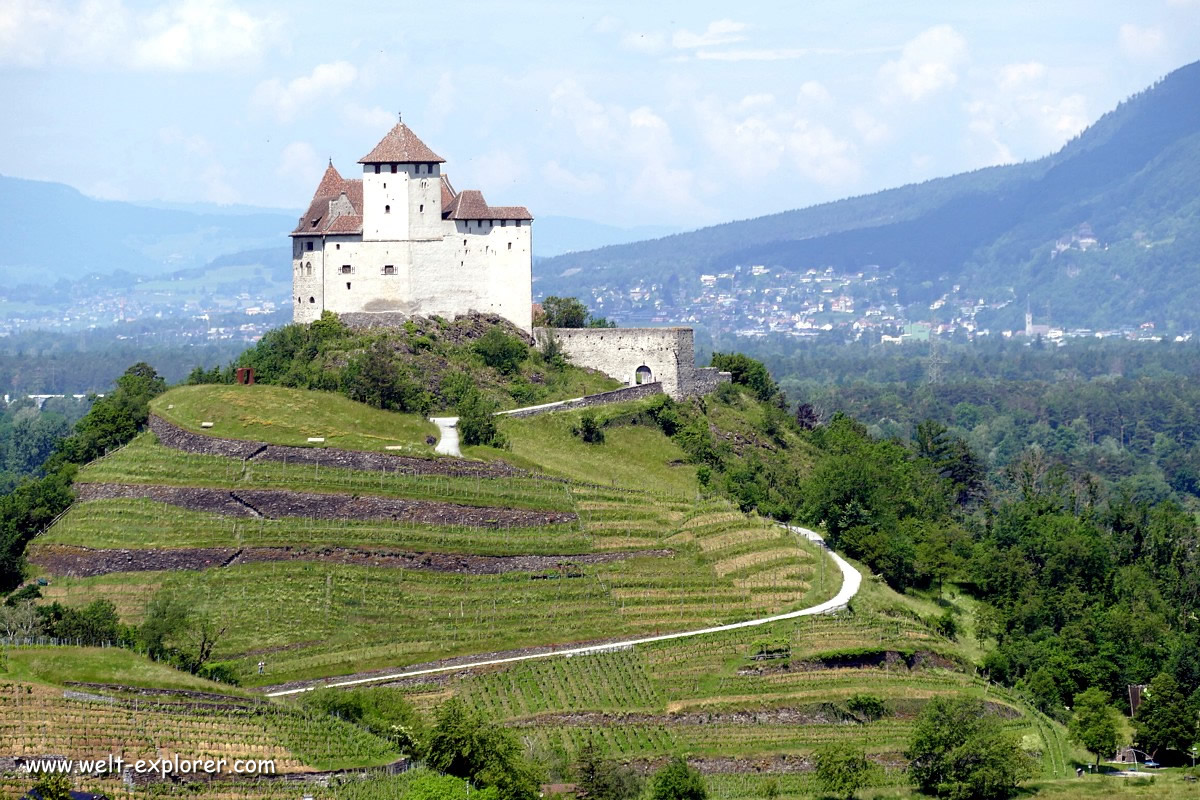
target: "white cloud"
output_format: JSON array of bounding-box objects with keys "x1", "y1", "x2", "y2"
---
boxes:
[
  {"x1": 696, "y1": 48, "x2": 805, "y2": 61},
  {"x1": 592, "y1": 15, "x2": 621, "y2": 34},
  {"x1": 543, "y1": 160, "x2": 605, "y2": 194},
  {"x1": 0, "y1": 0, "x2": 276, "y2": 70},
  {"x1": 159, "y1": 126, "x2": 213, "y2": 157},
  {"x1": 342, "y1": 103, "x2": 396, "y2": 131},
  {"x1": 965, "y1": 63, "x2": 1089, "y2": 166},
  {"x1": 997, "y1": 61, "x2": 1046, "y2": 91},
  {"x1": 1118, "y1": 24, "x2": 1166, "y2": 60},
  {"x1": 787, "y1": 120, "x2": 861, "y2": 185},
  {"x1": 851, "y1": 109, "x2": 889, "y2": 145},
  {"x1": 673, "y1": 19, "x2": 747, "y2": 49},
  {"x1": 878, "y1": 25, "x2": 969, "y2": 101},
  {"x1": 132, "y1": 0, "x2": 275, "y2": 70},
  {"x1": 277, "y1": 141, "x2": 322, "y2": 186},
  {"x1": 798, "y1": 80, "x2": 831, "y2": 103},
  {"x1": 547, "y1": 80, "x2": 711, "y2": 222},
  {"x1": 253, "y1": 62, "x2": 358, "y2": 122}
]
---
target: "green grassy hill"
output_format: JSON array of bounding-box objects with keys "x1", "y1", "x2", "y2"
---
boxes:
[{"x1": 8, "y1": 379, "x2": 1104, "y2": 799}]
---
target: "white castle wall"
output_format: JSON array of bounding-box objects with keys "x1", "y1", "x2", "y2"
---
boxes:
[
  {"x1": 537, "y1": 327, "x2": 729, "y2": 399},
  {"x1": 290, "y1": 211, "x2": 531, "y2": 330}
]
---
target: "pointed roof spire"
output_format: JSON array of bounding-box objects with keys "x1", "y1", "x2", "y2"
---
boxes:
[
  {"x1": 315, "y1": 162, "x2": 344, "y2": 197},
  {"x1": 358, "y1": 122, "x2": 445, "y2": 164}
]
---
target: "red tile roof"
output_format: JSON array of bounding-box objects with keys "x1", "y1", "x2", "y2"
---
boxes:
[
  {"x1": 440, "y1": 174, "x2": 457, "y2": 208},
  {"x1": 359, "y1": 122, "x2": 445, "y2": 164},
  {"x1": 291, "y1": 171, "x2": 364, "y2": 236},
  {"x1": 314, "y1": 162, "x2": 343, "y2": 197},
  {"x1": 325, "y1": 214, "x2": 363, "y2": 234},
  {"x1": 444, "y1": 189, "x2": 533, "y2": 221}
]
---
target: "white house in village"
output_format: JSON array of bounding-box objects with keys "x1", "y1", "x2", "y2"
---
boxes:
[{"x1": 291, "y1": 121, "x2": 533, "y2": 331}]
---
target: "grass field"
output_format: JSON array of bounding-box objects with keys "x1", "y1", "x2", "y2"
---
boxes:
[
  {"x1": 152, "y1": 384, "x2": 439, "y2": 453},
  {"x1": 475, "y1": 401, "x2": 701, "y2": 497},
  {"x1": 2, "y1": 646, "x2": 250, "y2": 694},
  {"x1": 77, "y1": 434, "x2": 577, "y2": 512}
]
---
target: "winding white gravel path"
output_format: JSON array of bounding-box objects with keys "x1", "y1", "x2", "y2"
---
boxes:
[
  {"x1": 265, "y1": 524, "x2": 861, "y2": 697},
  {"x1": 429, "y1": 417, "x2": 461, "y2": 457}
]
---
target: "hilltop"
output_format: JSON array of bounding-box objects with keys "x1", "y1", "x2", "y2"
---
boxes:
[
  {"x1": 0, "y1": 319, "x2": 1103, "y2": 799},
  {"x1": 537, "y1": 59, "x2": 1200, "y2": 331}
]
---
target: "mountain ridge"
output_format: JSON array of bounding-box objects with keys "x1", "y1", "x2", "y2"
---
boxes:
[{"x1": 536, "y1": 60, "x2": 1200, "y2": 330}]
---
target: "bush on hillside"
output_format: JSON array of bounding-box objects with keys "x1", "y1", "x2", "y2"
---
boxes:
[
  {"x1": 814, "y1": 742, "x2": 874, "y2": 799},
  {"x1": 457, "y1": 389, "x2": 506, "y2": 448},
  {"x1": 710, "y1": 352, "x2": 778, "y2": 403},
  {"x1": 302, "y1": 687, "x2": 426, "y2": 756},
  {"x1": 650, "y1": 756, "x2": 707, "y2": 800},
  {"x1": 474, "y1": 328, "x2": 529, "y2": 375},
  {"x1": 572, "y1": 411, "x2": 605, "y2": 444}
]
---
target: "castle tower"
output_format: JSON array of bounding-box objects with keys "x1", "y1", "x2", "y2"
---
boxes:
[{"x1": 359, "y1": 121, "x2": 445, "y2": 242}]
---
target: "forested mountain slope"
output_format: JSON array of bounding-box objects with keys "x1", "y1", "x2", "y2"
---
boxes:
[{"x1": 538, "y1": 60, "x2": 1200, "y2": 329}]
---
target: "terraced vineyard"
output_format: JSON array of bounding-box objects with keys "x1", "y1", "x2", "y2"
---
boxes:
[{"x1": 13, "y1": 383, "x2": 1085, "y2": 798}]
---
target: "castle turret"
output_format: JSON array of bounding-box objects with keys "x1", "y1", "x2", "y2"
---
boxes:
[{"x1": 358, "y1": 121, "x2": 445, "y2": 242}]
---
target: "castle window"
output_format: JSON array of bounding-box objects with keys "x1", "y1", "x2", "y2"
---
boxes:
[
  {"x1": 309, "y1": 297, "x2": 315, "y2": 303},
  {"x1": 385, "y1": 205, "x2": 390, "y2": 213},
  {"x1": 305, "y1": 263, "x2": 312, "y2": 276},
  {"x1": 419, "y1": 204, "x2": 424, "y2": 212},
  {"x1": 336, "y1": 243, "x2": 340, "y2": 250},
  {"x1": 346, "y1": 282, "x2": 351, "y2": 290},
  {"x1": 508, "y1": 242, "x2": 512, "y2": 250},
  {"x1": 341, "y1": 265, "x2": 352, "y2": 274},
  {"x1": 463, "y1": 239, "x2": 467, "y2": 246},
  {"x1": 516, "y1": 220, "x2": 522, "y2": 227},
  {"x1": 383, "y1": 265, "x2": 395, "y2": 275},
  {"x1": 390, "y1": 164, "x2": 397, "y2": 174},
  {"x1": 383, "y1": 183, "x2": 386, "y2": 189},
  {"x1": 306, "y1": 241, "x2": 314, "y2": 251},
  {"x1": 374, "y1": 165, "x2": 380, "y2": 174},
  {"x1": 502, "y1": 220, "x2": 507, "y2": 227}
]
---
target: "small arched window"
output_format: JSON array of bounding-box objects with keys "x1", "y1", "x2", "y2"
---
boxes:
[
  {"x1": 385, "y1": 205, "x2": 391, "y2": 213},
  {"x1": 309, "y1": 296, "x2": 315, "y2": 303}
]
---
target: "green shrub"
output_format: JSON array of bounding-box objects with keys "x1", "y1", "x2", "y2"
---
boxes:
[
  {"x1": 474, "y1": 328, "x2": 528, "y2": 375},
  {"x1": 846, "y1": 693, "x2": 889, "y2": 721},
  {"x1": 573, "y1": 412, "x2": 605, "y2": 444},
  {"x1": 458, "y1": 389, "x2": 506, "y2": 448},
  {"x1": 814, "y1": 742, "x2": 873, "y2": 799}
]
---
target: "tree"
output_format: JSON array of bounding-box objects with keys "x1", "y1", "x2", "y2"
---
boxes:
[
  {"x1": 1068, "y1": 688, "x2": 1121, "y2": 766},
  {"x1": 456, "y1": 389, "x2": 505, "y2": 448},
  {"x1": 846, "y1": 693, "x2": 888, "y2": 722},
  {"x1": 710, "y1": 353, "x2": 777, "y2": 402},
  {"x1": 577, "y1": 738, "x2": 643, "y2": 800},
  {"x1": 427, "y1": 698, "x2": 543, "y2": 800},
  {"x1": 540, "y1": 296, "x2": 589, "y2": 328},
  {"x1": 572, "y1": 412, "x2": 605, "y2": 444},
  {"x1": 906, "y1": 696, "x2": 1031, "y2": 800},
  {"x1": 814, "y1": 743, "x2": 873, "y2": 799},
  {"x1": 0, "y1": 599, "x2": 41, "y2": 640},
  {"x1": 795, "y1": 402, "x2": 821, "y2": 430},
  {"x1": 1135, "y1": 672, "x2": 1197, "y2": 761},
  {"x1": 650, "y1": 756, "x2": 707, "y2": 800}
]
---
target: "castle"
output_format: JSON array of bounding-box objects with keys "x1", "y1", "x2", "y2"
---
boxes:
[
  {"x1": 292, "y1": 121, "x2": 533, "y2": 331},
  {"x1": 292, "y1": 123, "x2": 727, "y2": 399}
]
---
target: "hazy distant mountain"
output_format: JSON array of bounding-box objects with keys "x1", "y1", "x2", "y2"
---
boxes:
[
  {"x1": 0, "y1": 176, "x2": 296, "y2": 285},
  {"x1": 537, "y1": 60, "x2": 1200, "y2": 330},
  {"x1": 532, "y1": 216, "x2": 681, "y2": 257},
  {"x1": 0, "y1": 176, "x2": 679, "y2": 286}
]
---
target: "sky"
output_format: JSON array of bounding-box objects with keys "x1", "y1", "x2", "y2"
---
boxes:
[{"x1": 2, "y1": 0, "x2": 1199, "y2": 229}]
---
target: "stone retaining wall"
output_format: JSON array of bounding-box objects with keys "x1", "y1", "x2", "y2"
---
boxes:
[
  {"x1": 502, "y1": 382, "x2": 664, "y2": 419},
  {"x1": 149, "y1": 416, "x2": 521, "y2": 478},
  {"x1": 31, "y1": 542, "x2": 670, "y2": 578},
  {"x1": 76, "y1": 483, "x2": 577, "y2": 528}
]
